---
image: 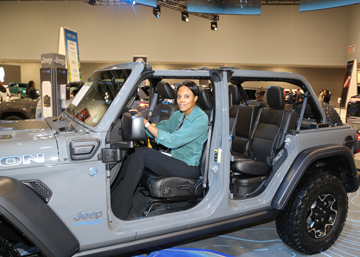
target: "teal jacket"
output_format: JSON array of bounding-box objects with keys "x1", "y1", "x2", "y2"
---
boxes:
[{"x1": 146, "y1": 105, "x2": 208, "y2": 166}]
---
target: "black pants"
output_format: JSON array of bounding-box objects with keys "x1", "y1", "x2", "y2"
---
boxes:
[{"x1": 111, "y1": 147, "x2": 200, "y2": 220}]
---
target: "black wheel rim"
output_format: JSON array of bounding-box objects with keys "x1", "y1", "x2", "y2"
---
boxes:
[{"x1": 307, "y1": 193, "x2": 337, "y2": 239}]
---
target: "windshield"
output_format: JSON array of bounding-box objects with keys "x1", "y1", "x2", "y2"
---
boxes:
[{"x1": 66, "y1": 69, "x2": 132, "y2": 127}]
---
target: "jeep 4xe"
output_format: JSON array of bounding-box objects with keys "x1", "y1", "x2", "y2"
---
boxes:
[{"x1": 0, "y1": 62, "x2": 358, "y2": 257}]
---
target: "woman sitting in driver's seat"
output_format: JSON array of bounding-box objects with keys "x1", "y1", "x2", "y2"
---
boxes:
[{"x1": 111, "y1": 80, "x2": 209, "y2": 220}]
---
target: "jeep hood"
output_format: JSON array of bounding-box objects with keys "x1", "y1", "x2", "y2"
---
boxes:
[{"x1": 0, "y1": 120, "x2": 58, "y2": 170}]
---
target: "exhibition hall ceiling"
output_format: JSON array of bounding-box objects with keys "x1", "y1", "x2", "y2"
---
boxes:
[{"x1": 0, "y1": 0, "x2": 299, "y2": 3}]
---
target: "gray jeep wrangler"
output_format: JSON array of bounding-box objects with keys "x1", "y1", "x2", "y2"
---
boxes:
[{"x1": 0, "y1": 62, "x2": 358, "y2": 257}]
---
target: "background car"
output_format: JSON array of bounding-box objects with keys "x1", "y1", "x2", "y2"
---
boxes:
[
  {"x1": 346, "y1": 95, "x2": 360, "y2": 125},
  {"x1": 0, "y1": 82, "x2": 85, "y2": 120},
  {"x1": 7, "y1": 82, "x2": 41, "y2": 98},
  {"x1": 0, "y1": 97, "x2": 41, "y2": 120},
  {"x1": 244, "y1": 88, "x2": 266, "y2": 101}
]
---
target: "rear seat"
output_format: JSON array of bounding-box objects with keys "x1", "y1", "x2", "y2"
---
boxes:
[
  {"x1": 231, "y1": 86, "x2": 297, "y2": 177},
  {"x1": 231, "y1": 101, "x2": 265, "y2": 157},
  {"x1": 229, "y1": 84, "x2": 265, "y2": 157}
]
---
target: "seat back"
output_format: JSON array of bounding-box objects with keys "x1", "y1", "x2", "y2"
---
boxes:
[
  {"x1": 248, "y1": 86, "x2": 297, "y2": 164},
  {"x1": 231, "y1": 102, "x2": 264, "y2": 155},
  {"x1": 197, "y1": 87, "x2": 213, "y2": 119},
  {"x1": 151, "y1": 81, "x2": 178, "y2": 124}
]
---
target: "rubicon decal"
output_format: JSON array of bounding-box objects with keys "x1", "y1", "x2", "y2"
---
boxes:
[{"x1": 0, "y1": 154, "x2": 45, "y2": 166}]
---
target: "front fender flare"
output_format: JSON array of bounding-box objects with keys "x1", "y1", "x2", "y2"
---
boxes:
[
  {"x1": 0, "y1": 176, "x2": 79, "y2": 257},
  {"x1": 272, "y1": 144, "x2": 358, "y2": 210}
]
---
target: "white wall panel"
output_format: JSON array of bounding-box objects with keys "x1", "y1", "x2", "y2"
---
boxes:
[
  {"x1": 0, "y1": 2, "x2": 351, "y2": 66},
  {"x1": 347, "y1": 5, "x2": 360, "y2": 63}
]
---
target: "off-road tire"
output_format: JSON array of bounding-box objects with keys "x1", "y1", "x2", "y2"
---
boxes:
[
  {"x1": 4, "y1": 116, "x2": 22, "y2": 121},
  {"x1": 320, "y1": 101, "x2": 342, "y2": 125},
  {"x1": 0, "y1": 236, "x2": 20, "y2": 257},
  {"x1": 276, "y1": 172, "x2": 347, "y2": 254}
]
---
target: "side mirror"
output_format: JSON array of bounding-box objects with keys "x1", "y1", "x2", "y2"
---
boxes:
[{"x1": 121, "y1": 112, "x2": 147, "y2": 142}]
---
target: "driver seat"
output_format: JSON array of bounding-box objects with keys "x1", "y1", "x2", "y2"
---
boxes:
[
  {"x1": 151, "y1": 81, "x2": 178, "y2": 124},
  {"x1": 140, "y1": 87, "x2": 213, "y2": 216}
]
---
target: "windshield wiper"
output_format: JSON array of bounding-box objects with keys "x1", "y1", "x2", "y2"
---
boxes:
[{"x1": 66, "y1": 107, "x2": 75, "y2": 116}]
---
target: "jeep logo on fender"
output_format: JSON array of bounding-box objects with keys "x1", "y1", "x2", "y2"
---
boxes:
[
  {"x1": 73, "y1": 210, "x2": 102, "y2": 221},
  {"x1": 0, "y1": 154, "x2": 45, "y2": 167}
]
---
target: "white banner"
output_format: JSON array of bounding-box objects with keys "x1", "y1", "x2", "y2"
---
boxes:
[{"x1": 58, "y1": 27, "x2": 82, "y2": 82}]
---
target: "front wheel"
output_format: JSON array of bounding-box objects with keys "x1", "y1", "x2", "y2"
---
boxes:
[
  {"x1": 17, "y1": 92, "x2": 22, "y2": 98},
  {"x1": 276, "y1": 172, "x2": 348, "y2": 254},
  {"x1": 0, "y1": 236, "x2": 20, "y2": 257}
]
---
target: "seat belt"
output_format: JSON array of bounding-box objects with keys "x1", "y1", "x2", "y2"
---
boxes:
[
  {"x1": 229, "y1": 105, "x2": 240, "y2": 151},
  {"x1": 202, "y1": 109, "x2": 214, "y2": 191},
  {"x1": 229, "y1": 100, "x2": 247, "y2": 150},
  {"x1": 147, "y1": 92, "x2": 158, "y2": 122},
  {"x1": 296, "y1": 92, "x2": 308, "y2": 132}
]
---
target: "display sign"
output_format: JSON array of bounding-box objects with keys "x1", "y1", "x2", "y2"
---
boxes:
[
  {"x1": 58, "y1": 27, "x2": 82, "y2": 82},
  {"x1": 340, "y1": 59, "x2": 358, "y2": 108},
  {"x1": 0, "y1": 67, "x2": 4, "y2": 83},
  {"x1": 136, "y1": 0, "x2": 156, "y2": 7},
  {"x1": 187, "y1": 0, "x2": 261, "y2": 14},
  {"x1": 41, "y1": 53, "x2": 66, "y2": 68},
  {"x1": 348, "y1": 45, "x2": 355, "y2": 54},
  {"x1": 300, "y1": 0, "x2": 360, "y2": 12},
  {"x1": 40, "y1": 68, "x2": 53, "y2": 118},
  {"x1": 0, "y1": 65, "x2": 21, "y2": 85}
]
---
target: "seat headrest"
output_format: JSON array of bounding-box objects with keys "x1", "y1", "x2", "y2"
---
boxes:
[
  {"x1": 157, "y1": 81, "x2": 175, "y2": 99},
  {"x1": 266, "y1": 86, "x2": 285, "y2": 110},
  {"x1": 197, "y1": 87, "x2": 213, "y2": 111},
  {"x1": 228, "y1": 84, "x2": 241, "y2": 105}
]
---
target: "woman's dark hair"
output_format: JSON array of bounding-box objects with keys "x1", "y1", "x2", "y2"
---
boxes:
[
  {"x1": 178, "y1": 80, "x2": 199, "y2": 97},
  {"x1": 28, "y1": 80, "x2": 34, "y2": 87}
]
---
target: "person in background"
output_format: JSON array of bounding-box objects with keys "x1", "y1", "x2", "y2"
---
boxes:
[
  {"x1": 255, "y1": 91, "x2": 265, "y2": 102},
  {"x1": 285, "y1": 89, "x2": 294, "y2": 110},
  {"x1": 0, "y1": 82, "x2": 10, "y2": 101},
  {"x1": 282, "y1": 88, "x2": 286, "y2": 98},
  {"x1": 295, "y1": 89, "x2": 302, "y2": 102},
  {"x1": 323, "y1": 90, "x2": 330, "y2": 104},
  {"x1": 26, "y1": 80, "x2": 37, "y2": 100},
  {"x1": 318, "y1": 89, "x2": 323, "y2": 101}
]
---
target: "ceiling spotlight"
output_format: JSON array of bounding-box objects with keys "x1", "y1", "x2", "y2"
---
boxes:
[
  {"x1": 213, "y1": 15, "x2": 220, "y2": 21},
  {"x1": 181, "y1": 12, "x2": 189, "y2": 22},
  {"x1": 132, "y1": 0, "x2": 136, "y2": 4},
  {"x1": 211, "y1": 21, "x2": 218, "y2": 31},
  {"x1": 153, "y1": 6, "x2": 161, "y2": 18}
]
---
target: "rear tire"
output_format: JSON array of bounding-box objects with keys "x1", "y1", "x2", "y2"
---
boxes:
[
  {"x1": 0, "y1": 236, "x2": 20, "y2": 257},
  {"x1": 276, "y1": 173, "x2": 347, "y2": 254},
  {"x1": 320, "y1": 101, "x2": 342, "y2": 125},
  {"x1": 4, "y1": 116, "x2": 22, "y2": 120}
]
